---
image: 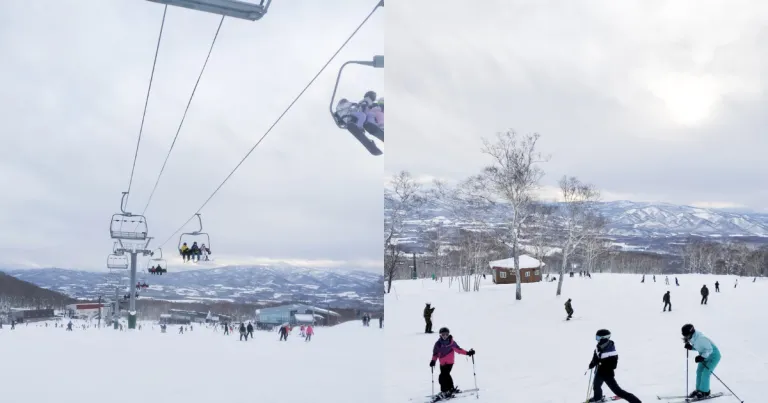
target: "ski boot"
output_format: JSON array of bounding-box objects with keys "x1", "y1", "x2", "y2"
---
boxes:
[{"x1": 688, "y1": 390, "x2": 710, "y2": 400}]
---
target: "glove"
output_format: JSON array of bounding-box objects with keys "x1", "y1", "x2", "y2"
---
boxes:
[
  {"x1": 694, "y1": 355, "x2": 705, "y2": 363},
  {"x1": 467, "y1": 349, "x2": 475, "y2": 357},
  {"x1": 588, "y1": 362, "x2": 596, "y2": 370},
  {"x1": 684, "y1": 343, "x2": 693, "y2": 350},
  {"x1": 429, "y1": 360, "x2": 436, "y2": 367}
]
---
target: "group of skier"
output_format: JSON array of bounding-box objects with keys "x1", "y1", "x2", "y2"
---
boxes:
[
  {"x1": 277, "y1": 323, "x2": 314, "y2": 342},
  {"x1": 423, "y1": 322, "x2": 723, "y2": 402},
  {"x1": 179, "y1": 241, "x2": 211, "y2": 263},
  {"x1": 333, "y1": 90, "x2": 385, "y2": 155}
]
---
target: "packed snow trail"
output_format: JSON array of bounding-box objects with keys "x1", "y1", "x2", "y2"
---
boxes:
[
  {"x1": 0, "y1": 320, "x2": 382, "y2": 403},
  {"x1": 385, "y1": 274, "x2": 767, "y2": 402}
]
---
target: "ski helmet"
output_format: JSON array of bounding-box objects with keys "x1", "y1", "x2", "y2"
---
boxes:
[
  {"x1": 681, "y1": 324, "x2": 695, "y2": 340},
  {"x1": 595, "y1": 329, "x2": 611, "y2": 342},
  {"x1": 439, "y1": 327, "x2": 450, "y2": 335}
]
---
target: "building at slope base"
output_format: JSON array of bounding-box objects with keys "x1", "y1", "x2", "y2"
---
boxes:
[
  {"x1": 255, "y1": 304, "x2": 341, "y2": 328},
  {"x1": 490, "y1": 255, "x2": 544, "y2": 284}
]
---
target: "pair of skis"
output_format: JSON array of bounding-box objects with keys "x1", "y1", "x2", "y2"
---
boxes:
[
  {"x1": 656, "y1": 392, "x2": 729, "y2": 402},
  {"x1": 418, "y1": 388, "x2": 479, "y2": 403}
]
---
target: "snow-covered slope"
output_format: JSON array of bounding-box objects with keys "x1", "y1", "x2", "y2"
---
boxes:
[
  {"x1": 0, "y1": 319, "x2": 382, "y2": 403},
  {"x1": 6, "y1": 266, "x2": 383, "y2": 309},
  {"x1": 385, "y1": 274, "x2": 767, "y2": 402}
]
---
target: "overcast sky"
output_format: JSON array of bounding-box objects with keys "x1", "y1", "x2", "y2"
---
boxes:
[
  {"x1": 387, "y1": 0, "x2": 768, "y2": 212},
  {"x1": 0, "y1": 0, "x2": 383, "y2": 271}
]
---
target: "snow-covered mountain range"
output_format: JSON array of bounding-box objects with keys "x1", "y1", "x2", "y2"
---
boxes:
[
  {"x1": 389, "y1": 196, "x2": 768, "y2": 247},
  {"x1": 5, "y1": 266, "x2": 383, "y2": 309}
]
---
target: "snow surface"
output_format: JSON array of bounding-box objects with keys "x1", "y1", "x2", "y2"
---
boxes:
[
  {"x1": 0, "y1": 319, "x2": 381, "y2": 403},
  {"x1": 386, "y1": 274, "x2": 767, "y2": 402}
]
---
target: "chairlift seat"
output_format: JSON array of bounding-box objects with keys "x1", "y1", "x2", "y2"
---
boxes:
[{"x1": 145, "y1": 0, "x2": 271, "y2": 21}]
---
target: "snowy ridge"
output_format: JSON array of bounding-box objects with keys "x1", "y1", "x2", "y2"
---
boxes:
[
  {"x1": 5, "y1": 266, "x2": 383, "y2": 309},
  {"x1": 387, "y1": 193, "x2": 768, "y2": 243}
]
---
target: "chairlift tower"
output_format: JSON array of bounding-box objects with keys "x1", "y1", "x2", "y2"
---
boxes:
[{"x1": 109, "y1": 192, "x2": 154, "y2": 329}]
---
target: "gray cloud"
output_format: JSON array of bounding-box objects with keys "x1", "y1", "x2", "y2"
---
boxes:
[
  {"x1": 0, "y1": 0, "x2": 384, "y2": 271},
  {"x1": 386, "y1": 0, "x2": 768, "y2": 211}
]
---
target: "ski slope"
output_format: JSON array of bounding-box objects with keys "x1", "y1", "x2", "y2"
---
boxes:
[
  {"x1": 385, "y1": 274, "x2": 767, "y2": 403},
  {"x1": 0, "y1": 320, "x2": 382, "y2": 403}
]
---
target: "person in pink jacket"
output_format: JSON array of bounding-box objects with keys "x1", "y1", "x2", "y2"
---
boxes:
[
  {"x1": 305, "y1": 325, "x2": 314, "y2": 342},
  {"x1": 429, "y1": 327, "x2": 475, "y2": 400}
]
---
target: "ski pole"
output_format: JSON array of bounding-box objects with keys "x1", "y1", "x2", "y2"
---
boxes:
[
  {"x1": 702, "y1": 363, "x2": 744, "y2": 403},
  {"x1": 431, "y1": 366, "x2": 434, "y2": 397},
  {"x1": 686, "y1": 349, "x2": 689, "y2": 398},
  {"x1": 585, "y1": 368, "x2": 595, "y2": 403},
  {"x1": 471, "y1": 355, "x2": 479, "y2": 399}
]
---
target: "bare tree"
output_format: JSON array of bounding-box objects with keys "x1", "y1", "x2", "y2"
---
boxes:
[
  {"x1": 469, "y1": 131, "x2": 548, "y2": 300},
  {"x1": 555, "y1": 176, "x2": 601, "y2": 296},
  {"x1": 384, "y1": 171, "x2": 425, "y2": 293}
]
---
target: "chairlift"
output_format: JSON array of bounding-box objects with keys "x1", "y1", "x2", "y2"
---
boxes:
[
  {"x1": 145, "y1": 0, "x2": 272, "y2": 21},
  {"x1": 110, "y1": 192, "x2": 149, "y2": 241},
  {"x1": 329, "y1": 55, "x2": 385, "y2": 156},
  {"x1": 107, "y1": 254, "x2": 129, "y2": 270},
  {"x1": 148, "y1": 248, "x2": 168, "y2": 275},
  {"x1": 178, "y1": 213, "x2": 212, "y2": 261}
]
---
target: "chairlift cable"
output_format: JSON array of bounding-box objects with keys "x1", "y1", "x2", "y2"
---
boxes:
[
  {"x1": 136, "y1": 15, "x2": 226, "y2": 221},
  {"x1": 155, "y1": 0, "x2": 382, "y2": 249},
  {"x1": 124, "y1": 5, "x2": 168, "y2": 211}
]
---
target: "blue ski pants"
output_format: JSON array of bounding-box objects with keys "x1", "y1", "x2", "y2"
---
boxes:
[{"x1": 696, "y1": 347, "x2": 721, "y2": 393}]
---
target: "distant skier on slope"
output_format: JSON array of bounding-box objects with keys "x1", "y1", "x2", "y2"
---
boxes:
[
  {"x1": 714, "y1": 281, "x2": 720, "y2": 292},
  {"x1": 665, "y1": 276, "x2": 669, "y2": 285},
  {"x1": 682, "y1": 324, "x2": 721, "y2": 399},
  {"x1": 305, "y1": 324, "x2": 314, "y2": 342},
  {"x1": 663, "y1": 291, "x2": 671, "y2": 312},
  {"x1": 700, "y1": 285, "x2": 709, "y2": 305},
  {"x1": 587, "y1": 329, "x2": 642, "y2": 403},
  {"x1": 565, "y1": 298, "x2": 574, "y2": 320},
  {"x1": 429, "y1": 327, "x2": 475, "y2": 401},
  {"x1": 424, "y1": 303, "x2": 435, "y2": 333},
  {"x1": 734, "y1": 278, "x2": 738, "y2": 288},
  {"x1": 675, "y1": 277, "x2": 679, "y2": 286}
]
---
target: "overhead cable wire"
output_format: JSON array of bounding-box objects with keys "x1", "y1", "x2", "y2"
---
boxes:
[
  {"x1": 124, "y1": 5, "x2": 168, "y2": 211},
  {"x1": 137, "y1": 15, "x2": 226, "y2": 222},
  {"x1": 156, "y1": 0, "x2": 382, "y2": 249}
]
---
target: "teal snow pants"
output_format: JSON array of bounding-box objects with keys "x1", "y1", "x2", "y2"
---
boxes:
[{"x1": 696, "y1": 346, "x2": 721, "y2": 393}]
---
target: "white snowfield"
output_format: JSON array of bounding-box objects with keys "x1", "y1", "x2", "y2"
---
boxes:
[
  {"x1": 0, "y1": 320, "x2": 382, "y2": 403},
  {"x1": 385, "y1": 274, "x2": 767, "y2": 403}
]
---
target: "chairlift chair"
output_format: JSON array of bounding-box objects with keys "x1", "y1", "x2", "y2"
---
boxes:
[
  {"x1": 110, "y1": 192, "x2": 149, "y2": 241},
  {"x1": 329, "y1": 55, "x2": 385, "y2": 130},
  {"x1": 107, "y1": 254, "x2": 129, "y2": 270},
  {"x1": 145, "y1": 0, "x2": 272, "y2": 21},
  {"x1": 148, "y1": 248, "x2": 168, "y2": 275},
  {"x1": 178, "y1": 213, "x2": 212, "y2": 261}
]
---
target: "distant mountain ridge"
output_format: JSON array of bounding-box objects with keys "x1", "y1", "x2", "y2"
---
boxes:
[
  {"x1": 6, "y1": 266, "x2": 383, "y2": 310},
  {"x1": 387, "y1": 191, "x2": 768, "y2": 238}
]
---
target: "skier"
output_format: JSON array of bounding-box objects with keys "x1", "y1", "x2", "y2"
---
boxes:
[
  {"x1": 429, "y1": 327, "x2": 475, "y2": 401},
  {"x1": 700, "y1": 285, "x2": 709, "y2": 305},
  {"x1": 662, "y1": 291, "x2": 671, "y2": 312},
  {"x1": 379, "y1": 313, "x2": 383, "y2": 329},
  {"x1": 278, "y1": 324, "x2": 288, "y2": 341},
  {"x1": 733, "y1": 279, "x2": 738, "y2": 288},
  {"x1": 682, "y1": 324, "x2": 721, "y2": 399},
  {"x1": 239, "y1": 323, "x2": 247, "y2": 341},
  {"x1": 675, "y1": 277, "x2": 679, "y2": 286},
  {"x1": 179, "y1": 326, "x2": 184, "y2": 334},
  {"x1": 665, "y1": 276, "x2": 669, "y2": 285},
  {"x1": 641, "y1": 275, "x2": 645, "y2": 283},
  {"x1": 424, "y1": 303, "x2": 435, "y2": 334},
  {"x1": 587, "y1": 329, "x2": 642, "y2": 403},
  {"x1": 246, "y1": 322, "x2": 254, "y2": 339},
  {"x1": 305, "y1": 324, "x2": 314, "y2": 342},
  {"x1": 653, "y1": 275, "x2": 656, "y2": 282},
  {"x1": 565, "y1": 298, "x2": 574, "y2": 320},
  {"x1": 714, "y1": 281, "x2": 719, "y2": 292}
]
